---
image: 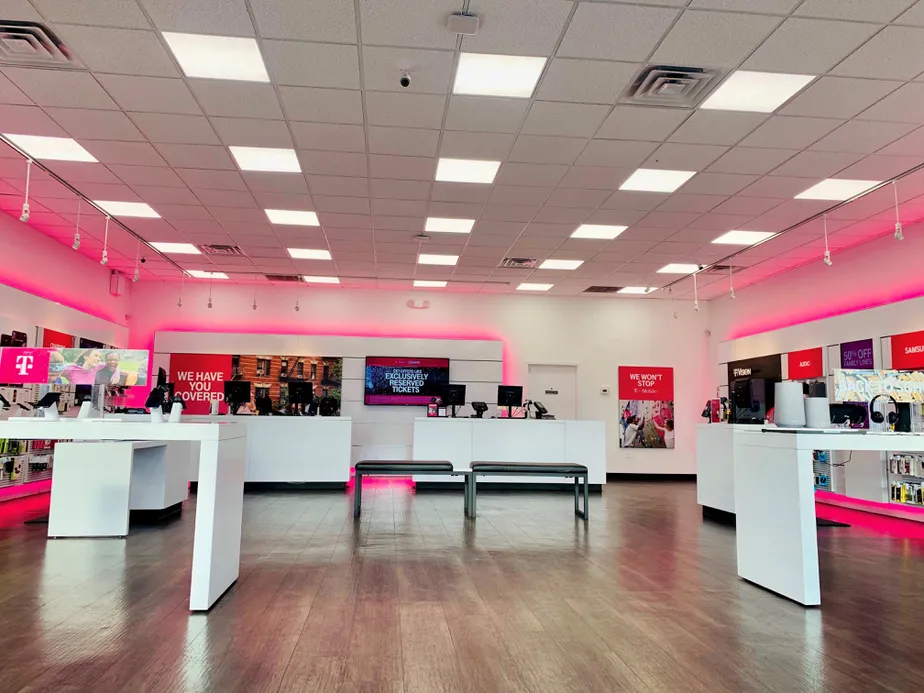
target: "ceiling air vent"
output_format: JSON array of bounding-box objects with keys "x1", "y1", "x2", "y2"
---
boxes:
[
  {"x1": 0, "y1": 21, "x2": 77, "y2": 69},
  {"x1": 265, "y1": 274, "x2": 302, "y2": 283},
  {"x1": 499, "y1": 257, "x2": 538, "y2": 269},
  {"x1": 702, "y1": 264, "x2": 742, "y2": 275},
  {"x1": 198, "y1": 244, "x2": 244, "y2": 256},
  {"x1": 619, "y1": 64, "x2": 724, "y2": 109},
  {"x1": 583, "y1": 286, "x2": 623, "y2": 294}
]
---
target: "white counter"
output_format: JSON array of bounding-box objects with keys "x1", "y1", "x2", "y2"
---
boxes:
[
  {"x1": 696, "y1": 423, "x2": 742, "y2": 514},
  {"x1": 412, "y1": 418, "x2": 606, "y2": 485}
]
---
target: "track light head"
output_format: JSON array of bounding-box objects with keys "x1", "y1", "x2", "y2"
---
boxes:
[
  {"x1": 693, "y1": 300, "x2": 700, "y2": 312},
  {"x1": 19, "y1": 202, "x2": 29, "y2": 223},
  {"x1": 132, "y1": 267, "x2": 139, "y2": 283},
  {"x1": 730, "y1": 287, "x2": 736, "y2": 300},
  {"x1": 100, "y1": 250, "x2": 108, "y2": 266},
  {"x1": 72, "y1": 235, "x2": 80, "y2": 250},
  {"x1": 823, "y1": 250, "x2": 832, "y2": 267},
  {"x1": 177, "y1": 297, "x2": 183, "y2": 308},
  {"x1": 207, "y1": 297, "x2": 212, "y2": 309},
  {"x1": 895, "y1": 221, "x2": 904, "y2": 241},
  {"x1": 252, "y1": 300, "x2": 257, "y2": 311}
]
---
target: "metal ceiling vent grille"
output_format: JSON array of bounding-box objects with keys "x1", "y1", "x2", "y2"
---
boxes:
[
  {"x1": 0, "y1": 21, "x2": 76, "y2": 68},
  {"x1": 198, "y1": 244, "x2": 244, "y2": 256},
  {"x1": 583, "y1": 286, "x2": 622, "y2": 294},
  {"x1": 500, "y1": 257, "x2": 538, "y2": 269},
  {"x1": 620, "y1": 64, "x2": 723, "y2": 109},
  {"x1": 702, "y1": 264, "x2": 740, "y2": 275},
  {"x1": 265, "y1": 274, "x2": 302, "y2": 283}
]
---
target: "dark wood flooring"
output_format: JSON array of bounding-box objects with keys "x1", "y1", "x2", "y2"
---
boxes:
[{"x1": 1, "y1": 479, "x2": 923, "y2": 692}]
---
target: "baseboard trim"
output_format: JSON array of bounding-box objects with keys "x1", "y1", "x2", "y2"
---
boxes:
[
  {"x1": 130, "y1": 502, "x2": 183, "y2": 523},
  {"x1": 244, "y1": 481, "x2": 348, "y2": 492},
  {"x1": 702, "y1": 505, "x2": 736, "y2": 525},
  {"x1": 607, "y1": 473, "x2": 696, "y2": 481}
]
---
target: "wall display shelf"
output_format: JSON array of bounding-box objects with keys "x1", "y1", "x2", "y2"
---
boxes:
[{"x1": 888, "y1": 452, "x2": 924, "y2": 506}]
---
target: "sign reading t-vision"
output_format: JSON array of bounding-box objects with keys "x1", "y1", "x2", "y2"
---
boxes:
[
  {"x1": 169, "y1": 353, "x2": 232, "y2": 414},
  {"x1": 618, "y1": 366, "x2": 675, "y2": 449}
]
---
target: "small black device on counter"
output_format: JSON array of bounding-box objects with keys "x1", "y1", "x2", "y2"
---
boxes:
[
  {"x1": 440, "y1": 383, "x2": 466, "y2": 418},
  {"x1": 471, "y1": 401, "x2": 488, "y2": 418}
]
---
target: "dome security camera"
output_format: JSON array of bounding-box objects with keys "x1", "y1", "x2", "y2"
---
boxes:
[
  {"x1": 140, "y1": 257, "x2": 147, "y2": 264},
  {"x1": 399, "y1": 72, "x2": 411, "y2": 88}
]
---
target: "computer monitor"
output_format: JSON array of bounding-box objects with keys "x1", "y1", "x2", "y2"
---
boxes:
[
  {"x1": 223, "y1": 380, "x2": 251, "y2": 414},
  {"x1": 254, "y1": 396, "x2": 274, "y2": 416},
  {"x1": 497, "y1": 385, "x2": 523, "y2": 418},
  {"x1": 440, "y1": 383, "x2": 466, "y2": 417},
  {"x1": 288, "y1": 381, "x2": 313, "y2": 405}
]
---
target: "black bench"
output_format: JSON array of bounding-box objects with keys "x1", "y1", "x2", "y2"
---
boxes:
[
  {"x1": 353, "y1": 460, "x2": 471, "y2": 517},
  {"x1": 468, "y1": 461, "x2": 590, "y2": 520}
]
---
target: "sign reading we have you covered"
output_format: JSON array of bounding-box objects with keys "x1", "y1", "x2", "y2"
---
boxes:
[{"x1": 618, "y1": 366, "x2": 675, "y2": 449}]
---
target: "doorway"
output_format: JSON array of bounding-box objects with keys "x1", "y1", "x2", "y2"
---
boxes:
[{"x1": 527, "y1": 364, "x2": 577, "y2": 420}]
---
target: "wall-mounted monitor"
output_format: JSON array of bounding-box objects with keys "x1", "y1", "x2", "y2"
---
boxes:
[{"x1": 364, "y1": 356, "x2": 450, "y2": 405}]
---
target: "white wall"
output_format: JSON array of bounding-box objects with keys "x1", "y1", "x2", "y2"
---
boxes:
[{"x1": 129, "y1": 282, "x2": 710, "y2": 474}]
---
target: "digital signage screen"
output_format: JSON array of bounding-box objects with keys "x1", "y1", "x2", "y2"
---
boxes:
[{"x1": 364, "y1": 356, "x2": 450, "y2": 405}]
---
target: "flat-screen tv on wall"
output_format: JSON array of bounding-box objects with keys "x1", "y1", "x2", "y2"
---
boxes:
[{"x1": 364, "y1": 357, "x2": 450, "y2": 405}]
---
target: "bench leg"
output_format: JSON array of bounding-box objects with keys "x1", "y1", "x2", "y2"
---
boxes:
[
  {"x1": 574, "y1": 476, "x2": 580, "y2": 514},
  {"x1": 463, "y1": 474, "x2": 469, "y2": 517},
  {"x1": 353, "y1": 472, "x2": 362, "y2": 518},
  {"x1": 470, "y1": 473, "x2": 477, "y2": 518},
  {"x1": 575, "y1": 474, "x2": 588, "y2": 521}
]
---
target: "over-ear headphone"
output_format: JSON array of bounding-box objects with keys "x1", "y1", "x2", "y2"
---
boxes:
[{"x1": 870, "y1": 394, "x2": 899, "y2": 426}]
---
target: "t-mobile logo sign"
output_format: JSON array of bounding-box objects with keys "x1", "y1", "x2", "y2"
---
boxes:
[{"x1": 14, "y1": 354, "x2": 34, "y2": 375}]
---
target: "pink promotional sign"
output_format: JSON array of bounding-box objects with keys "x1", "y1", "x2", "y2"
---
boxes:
[{"x1": 0, "y1": 348, "x2": 52, "y2": 384}]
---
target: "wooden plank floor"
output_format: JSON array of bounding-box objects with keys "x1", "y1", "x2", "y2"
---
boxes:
[{"x1": 2, "y1": 479, "x2": 924, "y2": 692}]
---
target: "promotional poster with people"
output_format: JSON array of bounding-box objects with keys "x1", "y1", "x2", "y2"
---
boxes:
[{"x1": 618, "y1": 366, "x2": 675, "y2": 449}]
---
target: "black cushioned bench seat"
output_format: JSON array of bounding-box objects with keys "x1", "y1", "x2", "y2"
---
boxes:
[
  {"x1": 353, "y1": 459, "x2": 470, "y2": 517},
  {"x1": 468, "y1": 461, "x2": 590, "y2": 520}
]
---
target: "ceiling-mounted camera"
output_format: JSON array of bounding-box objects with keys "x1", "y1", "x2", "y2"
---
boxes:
[
  {"x1": 399, "y1": 72, "x2": 411, "y2": 88},
  {"x1": 140, "y1": 257, "x2": 147, "y2": 264}
]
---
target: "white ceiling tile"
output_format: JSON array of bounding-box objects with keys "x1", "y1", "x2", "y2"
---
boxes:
[
  {"x1": 95, "y1": 74, "x2": 201, "y2": 115},
  {"x1": 370, "y1": 179, "x2": 430, "y2": 200},
  {"x1": 836, "y1": 154, "x2": 922, "y2": 180},
  {"x1": 290, "y1": 122, "x2": 366, "y2": 152},
  {"x1": 139, "y1": 0, "x2": 255, "y2": 35},
  {"x1": 780, "y1": 77, "x2": 902, "y2": 119},
  {"x1": 711, "y1": 196, "x2": 784, "y2": 216},
  {"x1": 242, "y1": 172, "x2": 309, "y2": 193},
  {"x1": 644, "y1": 143, "x2": 728, "y2": 169},
  {"x1": 0, "y1": 72, "x2": 30, "y2": 105},
  {"x1": 298, "y1": 150, "x2": 368, "y2": 177},
  {"x1": 737, "y1": 176, "x2": 818, "y2": 198},
  {"x1": 308, "y1": 176, "x2": 369, "y2": 197},
  {"x1": 375, "y1": 217, "x2": 424, "y2": 232},
  {"x1": 35, "y1": 0, "x2": 150, "y2": 28},
  {"x1": 314, "y1": 196, "x2": 370, "y2": 214},
  {"x1": 558, "y1": 3, "x2": 681, "y2": 61},
  {"x1": 372, "y1": 198, "x2": 428, "y2": 216},
  {"x1": 131, "y1": 184, "x2": 199, "y2": 205},
  {"x1": 668, "y1": 111, "x2": 767, "y2": 146},
  {"x1": 508, "y1": 135, "x2": 586, "y2": 164},
  {"x1": 45, "y1": 108, "x2": 145, "y2": 141},
  {"x1": 68, "y1": 180, "x2": 140, "y2": 200},
  {"x1": 0, "y1": 104, "x2": 67, "y2": 136},
  {"x1": 484, "y1": 204, "x2": 544, "y2": 222},
  {"x1": 368, "y1": 154, "x2": 436, "y2": 180},
  {"x1": 795, "y1": 0, "x2": 915, "y2": 22},
  {"x1": 2, "y1": 68, "x2": 118, "y2": 109},
  {"x1": 427, "y1": 200, "x2": 484, "y2": 218},
  {"x1": 688, "y1": 1, "x2": 802, "y2": 13},
  {"x1": 107, "y1": 164, "x2": 185, "y2": 187},
  {"x1": 520, "y1": 102, "x2": 610, "y2": 138},
  {"x1": 210, "y1": 117, "x2": 293, "y2": 148},
  {"x1": 463, "y1": 0, "x2": 573, "y2": 55},
  {"x1": 154, "y1": 143, "x2": 235, "y2": 169},
  {"x1": 652, "y1": 10, "x2": 779, "y2": 68},
  {"x1": 489, "y1": 185, "x2": 552, "y2": 205},
  {"x1": 602, "y1": 191, "x2": 669, "y2": 211},
  {"x1": 176, "y1": 169, "x2": 247, "y2": 191},
  {"x1": 878, "y1": 125, "x2": 924, "y2": 156},
  {"x1": 743, "y1": 18, "x2": 879, "y2": 74},
  {"x1": 263, "y1": 41, "x2": 360, "y2": 88},
  {"x1": 365, "y1": 92, "x2": 446, "y2": 129},
  {"x1": 250, "y1": 0, "x2": 356, "y2": 42},
  {"x1": 832, "y1": 27, "x2": 924, "y2": 80},
  {"x1": 707, "y1": 146, "x2": 798, "y2": 174},
  {"x1": 595, "y1": 105, "x2": 688, "y2": 141},
  {"x1": 279, "y1": 87, "x2": 363, "y2": 124},
  {"x1": 188, "y1": 80, "x2": 283, "y2": 119},
  {"x1": 130, "y1": 113, "x2": 220, "y2": 144},
  {"x1": 156, "y1": 203, "x2": 214, "y2": 220},
  {"x1": 809, "y1": 120, "x2": 917, "y2": 154},
  {"x1": 439, "y1": 131, "x2": 515, "y2": 160},
  {"x1": 362, "y1": 46, "x2": 453, "y2": 94},
  {"x1": 359, "y1": 0, "x2": 458, "y2": 49},
  {"x1": 558, "y1": 166, "x2": 630, "y2": 191},
  {"x1": 83, "y1": 141, "x2": 167, "y2": 166},
  {"x1": 545, "y1": 188, "x2": 611, "y2": 208},
  {"x1": 60, "y1": 26, "x2": 178, "y2": 77},
  {"x1": 681, "y1": 172, "x2": 759, "y2": 196},
  {"x1": 320, "y1": 212, "x2": 372, "y2": 228},
  {"x1": 537, "y1": 59, "x2": 638, "y2": 104},
  {"x1": 367, "y1": 126, "x2": 439, "y2": 157},
  {"x1": 739, "y1": 116, "x2": 844, "y2": 149},
  {"x1": 857, "y1": 83, "x2": 924, "y2": 123},
  {"x1": 444, "y1": 96, "x2": 530, "y2": 134},
  {"x1": 430, "y1": 182, "x2": 492, "y2": 203},
  {"x1": 771, "y1": 150, "x2": 865, "y2": 177},
  {"x1": 897, "y1": 0, "x2": 924, "y2": 24}
]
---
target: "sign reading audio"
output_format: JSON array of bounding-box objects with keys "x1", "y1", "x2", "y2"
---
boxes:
[
  {"x1": 169, "y1": 353, "x2": 232, "y2": 415},
  {"x1": 787, "y1": 347, "x2": 823, "y2": 380},
  {"x1": 891, "y1": 330, "x2": 924, "y2": 370}
]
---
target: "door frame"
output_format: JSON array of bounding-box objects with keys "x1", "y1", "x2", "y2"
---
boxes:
[{"x1": 527, "y1": 362, "x2": 579, "y2": 419}]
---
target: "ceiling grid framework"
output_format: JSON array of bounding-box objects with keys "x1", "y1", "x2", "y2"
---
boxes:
[{"x1": 0, "y1": 0, "x2": 924, "y2": 298}]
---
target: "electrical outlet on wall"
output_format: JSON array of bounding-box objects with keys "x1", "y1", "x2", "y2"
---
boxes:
[{"x1": 601, "y1": 386, "x2": 610, "y2": 395}]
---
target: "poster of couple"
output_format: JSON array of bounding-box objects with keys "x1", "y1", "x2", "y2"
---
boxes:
[{"x1": 618, "y1": 366, "x2": 674, "y2": 449}]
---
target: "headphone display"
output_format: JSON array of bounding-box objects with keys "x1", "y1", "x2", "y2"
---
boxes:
[{"x1": 869, "y1": 394, "x2": 899, "y2": 426}]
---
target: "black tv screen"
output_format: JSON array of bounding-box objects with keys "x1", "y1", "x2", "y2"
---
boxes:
[{"x1": 364, "y1": 357, "x2": 450, "y2": 405}]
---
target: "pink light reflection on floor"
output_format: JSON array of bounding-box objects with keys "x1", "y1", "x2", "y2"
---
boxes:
[
  {"x1": 0, "y1": 490, "x2": 50, "y2": 529},
  {"x1": 816, "y1": 500, "x2": 924, "y2": 539}
]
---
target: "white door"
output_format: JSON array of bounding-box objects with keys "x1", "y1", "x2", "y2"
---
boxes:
[{"x1": 527, "y1": 364, "x2": 577, "y2": 420}]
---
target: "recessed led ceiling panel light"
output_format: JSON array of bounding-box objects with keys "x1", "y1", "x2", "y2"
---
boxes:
[
  {"x1": 453, "y1": 52, "x2": 546, "y2": 98},
  {"x1": 187, "y1": 270, "x2": 227, "y2": 279},
  {"x1": 712, "y1": 230, "x2": 775, "y2": 245},
  {"x1": 231, "y1": 146, "x2": 301, "y2": 173},
  {"x1": 287, "y1": 248, "x2": 331, "y2": 260},
  {"x1": 162, "y1": 32, "x2": 269, "y2": 82},
  {"x1": 265, "y1": 209, "x2": 319, "y2": 226},
  {"x1": 539, "y1": 259, "x2": 583, "y2": 270},
  {"x1": 94, "y1": 200, "x2": 160, "y2": 218},
  {"x1": 618, "y1": 287, "x2": 656, "y2": 294},
  {"x1": 795, "y1": 179, "x2": 880, "y2": 201},
  {"x1": 302, "y1": 275, "x2": 339, "y2": 284},
  {"x1": 657, "y1": 263, "x2": 701, "y2": 274},
  {"x1": 620, "y1": 169, "x2": 696, "y2": 193},
  {"x1": 571, "y1": 224, "x2": 628, "y2": 240},
  {"x1": 701, "y1": 71, "x2": 815, "y2": 113},
  {"x1": 435, "y1": 158, "x2": 500, "y2": 184},
  {"x1": 414, "y1": 280, "x2": 447, "y2": 288},
  {"x1": 418, "y1": 253, "x2": 459, "y2": 266},
  {"x1": 2, "y1": 134, "x2": 97, "y2": 162},
  {"x1": 517, "y1": 283, "x2": 553, "y2": 292},
  {"x1": 425, "y1": 217, "x2": 475, "y2": 234},
  {"x1": 150, "y1": 242, "x2": 201, "y2": 254}
]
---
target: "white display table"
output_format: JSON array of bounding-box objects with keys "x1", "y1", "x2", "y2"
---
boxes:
[
  {"x1": 696, "y1": 423, "x2": 742, "y2": 515},
  {"x1": 733, "y1": 428, "x2": 924, "y2": 606},
  {"x1": 0, "y1": 419, "x2": 246, "y2": 611},
  {"x1": 412, "y1": 418, "x2": 606, "y2": 485}
]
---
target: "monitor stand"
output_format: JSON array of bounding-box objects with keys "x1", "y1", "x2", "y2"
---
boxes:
[{"x1": 506, "y1": 405, "x2": 513, "y2": 419}]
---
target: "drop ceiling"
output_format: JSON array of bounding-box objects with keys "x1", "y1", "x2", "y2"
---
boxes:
[{"x1": 1, "y1": 0, "x2": 924, "y2": 300}]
